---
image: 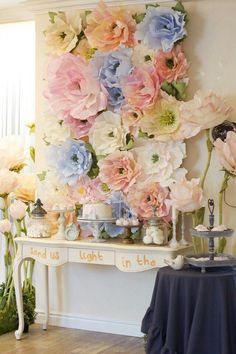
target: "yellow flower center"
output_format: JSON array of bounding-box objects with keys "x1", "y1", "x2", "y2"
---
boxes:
[{"x1": 160, "y1": 109, "x2": 176, "y2": 127}]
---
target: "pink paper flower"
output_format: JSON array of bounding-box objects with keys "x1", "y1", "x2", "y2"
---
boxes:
[
  {"x1": 214, "y1": 131, "x2": 236, "y2": 175},
  {"x1": 9, "y1": 200, "x2": 27, "y2": 220},
  {"x1": 98, "y1": 151, "x2": 140, "y2": 193},
  {"x1": 69, "y1": 175, "x2": 110, "y2": 204},
  {"x1": 180, "y1": 91, "x2": 232, "y2": 131},
  {"x1": 127, "y1": 181, "x2": 171, "y2": 219},
  {"x1": 169, "y1": 178, "x2": 204, "y2": 212},
  {"x1": 155, "y1": 45, "x2": 188, "y2": 83},
  {"x1": 85, "y1": 1, "x2": 136, "y2": 52},
  {"x1": 0, "y1": 219, "x2": 12, "y2": 234},
  {"x1": 121, "y1": 65, "x2": 160, "y2": 110},
  {"x1": 64, "y1": 115, "x2": 96, "y2": 139},
  {"x1": 45, "y1": 53, "x2": 107, "y2": 125},
  {"x1": 121, "y1": 105, "x2": 143, "y2": 136}
]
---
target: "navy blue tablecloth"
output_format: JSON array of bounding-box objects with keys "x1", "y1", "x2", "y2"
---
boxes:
[{"x1": 141, "y1": 266, "x2": 236, "y2": 354}]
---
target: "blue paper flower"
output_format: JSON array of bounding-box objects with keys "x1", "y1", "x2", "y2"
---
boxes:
[
  {"x1": 48, "y1": 139, "x2": 92, "y2": 186},
  {"x1": 135, "y1": 7, "x2": 186, "y2": 52},
  {"x1": 91, "y1": 47, "x2": 133, "y2": 112}
]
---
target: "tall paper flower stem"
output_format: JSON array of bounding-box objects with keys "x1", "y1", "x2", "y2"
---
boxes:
[
  {"x1": 200, "y1": 129, "x2": 213, "y2": 189},
  {"x1": 217, "y1": 171, "x2": 230, "y2": 253},
  {"x1": 192, "y1": 129, "x2": 213, "y2": 253}
]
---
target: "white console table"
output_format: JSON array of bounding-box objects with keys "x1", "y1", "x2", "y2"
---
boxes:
[{"x1": 13, "y1": 236, "x2": 192, "y2": 340}]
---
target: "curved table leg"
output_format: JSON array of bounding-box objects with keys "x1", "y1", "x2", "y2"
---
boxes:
[
  {"x1": 13, "y1": 249, "x2": 24, "y2": 340},
  {"x1": 42, "y1": 265, "x2": 49, "y2": 330}
]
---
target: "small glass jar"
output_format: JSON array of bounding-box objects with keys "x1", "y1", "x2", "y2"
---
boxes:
[
  {"x1": 143, "y1": 217, "x2": 167, "y2": 245},
  {"x1": 27, "y1": 199, "x2": 51, "y2": 238}
]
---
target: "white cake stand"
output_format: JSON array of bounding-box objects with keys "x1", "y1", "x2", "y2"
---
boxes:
[{"x1": 78, "y1": 218, "x2": 116, "y2": 243}]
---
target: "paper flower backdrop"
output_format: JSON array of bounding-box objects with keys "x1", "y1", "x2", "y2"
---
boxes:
[{"x1": 42, "y1": 1, "x2": 233, "y2": 247}]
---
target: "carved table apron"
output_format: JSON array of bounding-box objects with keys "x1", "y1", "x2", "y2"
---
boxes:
[{"x1": 13, "y1": 237, "x2": 191, "y2": 340}]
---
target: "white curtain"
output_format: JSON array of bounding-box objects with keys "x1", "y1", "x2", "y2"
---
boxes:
[
  {"x1": 0, "y1": 21, "x2": 35, "y2": 137},
  {"x1": 0, "y1": 21, "x2": 35, "y2": 283}
]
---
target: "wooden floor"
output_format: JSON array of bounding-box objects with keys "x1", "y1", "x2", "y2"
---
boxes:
[{"x1": 0, "y1": 324, "x2": 146, "y2": 354}]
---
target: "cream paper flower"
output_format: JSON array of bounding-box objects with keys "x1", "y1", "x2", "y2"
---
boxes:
[
  {"x1": 0, "y1": 135, "x2": 25, "y2": 171},
  {"x1": 0, "y1": 169, "x2": 18, "y2": 196},
  {"x1": 42, "y1": 113, "x2": 71, "y2": 145},
  {"x1": 37, "y1": 172, "x2": 73, "y2": 211},
  {"x1": 140, "y1": 95, "x2": 200, "y2": 141},
  {"x1": 180, "y1": 91, "x2": 232, "y2": 131},
  {"x1": 88, "y1": 111, "x2": 126, "y2": 155},
  {"x1": 45, "y1": 11, "x2": 83, "y2": 55},
  {"x1": 132, "y1": 139, "x2": 186, "y2": 186},
  {"x1": 170, "y1": 178, "x2": 204, "y2": 212}
]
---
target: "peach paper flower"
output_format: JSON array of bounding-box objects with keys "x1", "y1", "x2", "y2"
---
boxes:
[
  {"x1": 45, "y1": 53, "x2": 107, "y2": 124},
  {"x1": 98, "y1": 151, "x2": 140, "y2": 193},
  {"x1": 85, "y1": 1, "x2": 136, "y2": 52},
  {"x1": 214, "y1": 131, "x2": 236, "y2": 175},
  {"x1": 121, "y1": 65, "x2": 160, "y2": 110},
  {"x1": 14, "y1": 173, "x2": 36, "y2": 203},
  {"x1": 127, "y1": 181, "x2": 171, "y2": 219},
  {"x1": 169, "y1": 178, "x2": 204, "y2": 212},
  {"x1": 155, "y1": 45, "x2": 188, "y2": 83},
  {"x1": 180, "y1": 91, "x2": 232, "y2": 131},
  {"x1": 121, "y1": 105, "x2": 143, "y2": 136}
]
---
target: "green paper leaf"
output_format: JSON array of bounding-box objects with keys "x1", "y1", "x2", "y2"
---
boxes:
[
  {"x1": 132, "y1": 12, "x2": 146, "y2": 24},
  {"x1": 145, "y1": 3, "x2": 160, "y2": 9},
  {"x1": 37, "y1": 171, "x2": 47, "y2": 182},
  {"x1": 85, "y1": 142, "x2": 95, "y2": 154},
  {"x1": 172, "y1": 1, "x2": 186, "y2": 14},
  {"x1": 161, "y1": 80, "x2": 187, "y2": 101},
  {"x1": 85, "y1": 10, "x2": 92, "y2": 17},
  {"x1": 48, "y1": 11, "x2": 57, "y2": 23},
  {"x1": 138, "y1": 130, "x2": 149, "y2": 139},
  {"x1": 97, "y1": 154, "x2": 107, "y2": 161},
  {"x1": 26, "y1": 122, "x2": 35, "y2": 134},
  {"x1": 29, "y1": 146, "x2": 35, "y2": 163}
]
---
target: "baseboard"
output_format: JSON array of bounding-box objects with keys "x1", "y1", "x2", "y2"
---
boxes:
[{"x1": 35, "y1": 309, "x2": 143, "y2": 337}]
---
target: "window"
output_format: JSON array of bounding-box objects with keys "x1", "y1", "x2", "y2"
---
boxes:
[{"x1": 0, "y1": 21, "x2": 35, "y2": 139}]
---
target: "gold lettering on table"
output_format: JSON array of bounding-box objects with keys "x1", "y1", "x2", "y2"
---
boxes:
[
  {"x1": 136, "y1": 255, "x2": 156, "y2": 267},
  {"x1": 79, "y1": 250, "x2": 104, "y2": 263},
  {"x1": 30, "y1": 247, "x2": 47, "y2": 259},
  {"x1": 30, "y1": 247, "x2": 61, "y2": 261},
  {"x1": 121, "y1": 258, "x2": 131, "y2": 269},
  {"x1": 50, "y1": 251, "x2": 60, "y2": 260}
]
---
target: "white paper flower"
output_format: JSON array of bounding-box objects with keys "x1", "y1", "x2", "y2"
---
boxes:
[
  {"x1": 0, "y1": 135, "x2": 25, "y2": 171},
  {"x1": 9, "y1": 200, "x2": 27, "y2": 220},
  {"x1": 44, "y1": 11, "x2": 82, "y2": 55},
  {"x1": 89, "y1": 111, "x2": 126, "y2": 155},
  {"x1": 0, "y1": 219, "x2": 11, "y2": 234},
  {"x1": 42, "y1": 113, "x2": 71, "y2": 145},
  {"x1": 132, "y1": 42, "x2": 156, "y2": 66},
  {"x1": 38, "y1": 172, "x2": 73, "y2": 211},
  {"x1": 132, "y1": 139, "x2": 186, "y2": 185}
]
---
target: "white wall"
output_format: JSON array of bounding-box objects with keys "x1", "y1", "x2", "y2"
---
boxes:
[{"x1": 34, "y1": 0, "x2": 236, "y2": 336}]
